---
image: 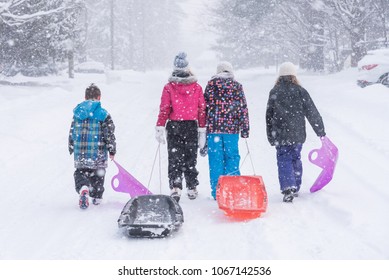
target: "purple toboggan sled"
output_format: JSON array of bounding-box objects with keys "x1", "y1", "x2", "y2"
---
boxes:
[{"x1": 308, "y1": 136, "x2": 339, "y2": 192}]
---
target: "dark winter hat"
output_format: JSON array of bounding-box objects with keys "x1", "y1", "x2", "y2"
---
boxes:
[
  {"x1": 279, "y1": 62, "x2": 297, "y2": 77},
  {"x1": 85, "y1": 83, "x2": 101, "y2": 100},
  {"x1": 174, "y1": 52, "x2": 189, "y2": 71},
  {"x1": 217, "y1": 61, "x2": 233, "y2": 74}
]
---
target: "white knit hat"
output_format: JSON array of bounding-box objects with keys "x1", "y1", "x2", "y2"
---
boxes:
[
  {"x1": 278, "y1": 62, "x2": 297, "y2": 76},
  {"x1": 217, "y1": 61, "x2": 233, "y2": 74}
]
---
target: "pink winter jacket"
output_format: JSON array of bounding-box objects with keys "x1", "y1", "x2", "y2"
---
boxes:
[{"x1": 156, "y1": 81, "x2": 206, "y2": 127}]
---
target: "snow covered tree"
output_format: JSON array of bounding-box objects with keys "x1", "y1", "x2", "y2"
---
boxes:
[
  {"x1": 210, "y1": 0, "x2": 276, "y2": 68},
  {"x1": 0, "y1": 0, "x2": 84, "y2": 76},
  {"x1": 323, "y1": 0, "x2": 376, "y2": 67},
  {"x1": 275, "y1": 0, "x2": 327, "y2": 71},
  {"x1": 371, "y1": 0, "x2": 389, "y2": 48},
  {"x1": 210, "y1": 0, "x2": 328, "y2": 70},
  {"x1": 84, "y1": 0, "x2": 184, "y2": 71},
  {"x1": 208, "y1": 0, "x2": 389, "y2": 71}
]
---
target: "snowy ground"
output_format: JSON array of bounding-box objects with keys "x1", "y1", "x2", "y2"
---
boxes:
[{"x1": 0, "y1": 66, "x2": 388, "y2": 267}]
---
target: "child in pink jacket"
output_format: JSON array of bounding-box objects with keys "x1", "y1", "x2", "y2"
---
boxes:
[{"x1": 155, "y1": 52, "x2": 206, "y2": 202}]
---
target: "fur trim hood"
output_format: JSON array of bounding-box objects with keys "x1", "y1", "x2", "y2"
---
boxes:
[
  {"x1": 211, "y1": 71, "x2": 235, "y2": 80},
  {"x1": 168, "y1": 70, "x2": 198, "y2": 84}
]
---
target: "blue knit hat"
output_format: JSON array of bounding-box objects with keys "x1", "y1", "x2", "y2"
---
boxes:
[{"x1": 174, "y1": 52, "x2": 189, "y2": 70}]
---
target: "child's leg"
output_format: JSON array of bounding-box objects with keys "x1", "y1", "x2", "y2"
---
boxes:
[
  {"x1": 74, "y1": 168, "x2": 91, "y2": 193},
  {"x1": 292, "y1": 144, "x2": 303, "y2": 192},
  {"x1": 208, "y1": 134, "x2": 225, "y2": 199},
  {"x1": 182, "y1": 122, "x2": 199, "y2": 190},
  {"x1": 223, "y1": 134, "x2": 241, "y2": 176},
  {"x1": 166, "y1": 121, "x2": 184, "y2": 190},
  {"x1": 89, "y1": 168, "x2": 106, "y2": 199},
  {"x1": 276, "y1": 145, "x2": 297, "y2": 193}
]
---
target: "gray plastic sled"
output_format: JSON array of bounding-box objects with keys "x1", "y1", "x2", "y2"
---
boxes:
[{"x1": 118, "y1": 194, "x2": 184, "y2": 238}]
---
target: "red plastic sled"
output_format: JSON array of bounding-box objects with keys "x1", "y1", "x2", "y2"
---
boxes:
[{"x1": 216, "y1": 175, "x2": 268, "y2": 219}]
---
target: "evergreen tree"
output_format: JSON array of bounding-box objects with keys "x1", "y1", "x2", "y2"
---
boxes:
[
  {"x1": 275, "y1": 0, "x2": 326, "y2": 71},
  {"x1": 208, "y1": 0, "x2": 388, "y2": 71},
  {"x1": 323, "y1": 0, "x2": 376, "y2": 67}
]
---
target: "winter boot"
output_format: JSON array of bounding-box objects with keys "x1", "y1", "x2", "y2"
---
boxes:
[
  {"x1": 171, "y1": 187, "x2": 182, "y2": 203},
  {"x1": 92, "y1": 198, "x2": 102, "y2": 205},
  {"x1": 79, "y1": 186, "x2": 90, "y2": 209},
  {"x1": 187, "y1": 187, "x2": 198, "y2": 200},
  {"x1": 282, "y1": 188, "x2": 294, "y2": 203}
]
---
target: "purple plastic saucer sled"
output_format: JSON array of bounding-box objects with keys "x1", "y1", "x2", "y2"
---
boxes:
[
  {"x1": 111, "y1": 160, "x2": 152, "y2": 197},
  {"x1": 308, "y1": 136, "x2": 339, "y2": 193}
]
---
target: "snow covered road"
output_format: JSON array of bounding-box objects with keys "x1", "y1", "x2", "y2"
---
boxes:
[{"x1": 0, "y1": 68, "x2": 388, "y2": 260}]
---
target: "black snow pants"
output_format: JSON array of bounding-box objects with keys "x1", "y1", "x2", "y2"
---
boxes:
[
  {"x1": 74, "y1": 168, "x2": 105, "y2": 199},
  {"x1": 166, "y1": 120, "x2": 199, "y2": 190}
]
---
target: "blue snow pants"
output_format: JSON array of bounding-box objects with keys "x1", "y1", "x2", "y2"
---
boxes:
[
  {"x1": 276, "y1": 144, "x2": 303, "y2": 193},
  {"x1": 207, "y1": 133, "x2": 240, "y2": 199}
]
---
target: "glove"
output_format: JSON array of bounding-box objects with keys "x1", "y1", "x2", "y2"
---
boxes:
[
  {"x1": 241, "y1": 130, "x2": 249, "y2": 138},
  {"x1": 198, "y1": 127, "x2": 207, "y2": 150},
  {"x1": 155, "y1": 126, "x2": 166, "y2": 144}
]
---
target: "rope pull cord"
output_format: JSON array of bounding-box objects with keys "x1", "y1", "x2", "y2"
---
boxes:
[
  {"x1": 239, "y1": 139, "x2": 256, "y2": 175},
  {"x1": 149, "y1": 140, "x2": 255, "y2": 191},
  {"x1": 147, "y1": 143, "x2": 162, "y2": 193}
]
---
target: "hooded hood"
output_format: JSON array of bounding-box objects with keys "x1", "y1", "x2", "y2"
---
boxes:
[
  {"x1": 168, "y1": 72, "x2": 198, "y2": 84},
  {"x1": 73, "y1": 100, "x2": 108, "y2": 121},
  {"x1": 212, "y1": 71, "x2": 235, "y2": 80}
]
